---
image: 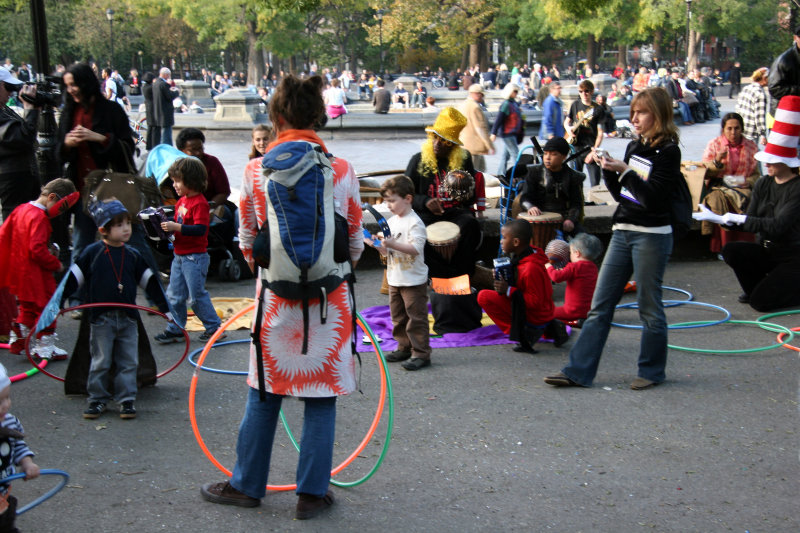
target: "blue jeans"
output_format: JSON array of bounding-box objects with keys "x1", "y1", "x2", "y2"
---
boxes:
[
  {"x1": 88, "y1": 311, "x2": 139, "y2": 403},
  {"x1": 230, "y1": 388, "x2": 336, "y2": 499},
  {"x1": 160, "y1": 126, "x2": 173, "y2": 146},
  {"x1": 677, "y1": 101, "x2": 693, "y2": 124},
  {"x1": 562, "y1": 230, "x2": 673, "y2": 386},
  {"x1": 165, "y1": 253, "x2": 220, "y2": 334},
  {"x1": 497, "y1": 136, "x2": 519, "y2": 177}
]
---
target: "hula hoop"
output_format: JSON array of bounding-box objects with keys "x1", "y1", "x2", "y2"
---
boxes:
[
  {"x1": 667, "y1": 319, "x2": 795, "y2": 354},
  {"x1": 617, "y1": 285, "x2": 694, "y2": 309},
  {"x1": 9, "y1": 359, "x2": 48, "y2": 384},
  {"x1": 611, "y1": 300, "x2": 730, "y2": 330},
  {"x1": 755, "y1": 310, "x2": 800, "y2": 352},
  {"x1": 776, "y1": 327, "x2": 800, "y2": 353},
  {"x1": 189, "y1": 304, "x2": 394, "y2": 491},
  {"x1": 755, "y1": 309, "x2": 800, "y2": 333},
  {"x1": 1, "y1": 469, "x2": 70, "y2": 514},
  {"x1": 26, "y1": 303, "x2": 189, "y2": 382},
  {"x1": 187, "y1": 340, "x2": 248, "y2": 375}
]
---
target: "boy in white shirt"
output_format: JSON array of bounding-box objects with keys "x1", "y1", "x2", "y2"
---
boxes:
[{"x1": 367, "y1": 175, "x2": 431, "y2": 371}]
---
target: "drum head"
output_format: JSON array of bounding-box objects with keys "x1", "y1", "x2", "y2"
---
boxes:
[
  {"x1": 518, "y1": 211, "x2": 563, "y2": 222},
  {"x1": 427, "y1": 221, "x2": 460, "y2": 243}
]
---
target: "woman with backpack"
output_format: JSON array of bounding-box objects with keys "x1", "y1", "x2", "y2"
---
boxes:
[
  {"x1": 544, "y1": 87, "x2": 683, "y2": 391},
  {"x1": 201, "y1": 75, "x2": 364, "y2": 520}
]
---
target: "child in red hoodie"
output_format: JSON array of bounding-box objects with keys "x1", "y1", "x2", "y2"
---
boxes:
[
  {"x1": 478, "y1": 219, "x2": 554, "y2": 353},
  {"x1": 0, "y1": 178, "x2": 77, "y2": 359},
  {"x1": 546, "y1": 232, "x2": 602, "y2": 322}
]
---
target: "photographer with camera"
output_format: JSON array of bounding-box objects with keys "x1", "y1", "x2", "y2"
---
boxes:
[{"x1": 0, "y1": 66, "x2": 42, "y2": 222}]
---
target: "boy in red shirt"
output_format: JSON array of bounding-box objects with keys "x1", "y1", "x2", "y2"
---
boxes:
[
  {"x1": 477, "y1": 219, "x2": 554, "y2": 353},
  {"x1": 545, "y1": 233, "x2": 602, "y2": 340},
  {"x1": 155, "y1": 158, "x2": 223, "y2": 344},
  {"x1": 0, "y1": 178, "x2": 77, "y2": 359}
]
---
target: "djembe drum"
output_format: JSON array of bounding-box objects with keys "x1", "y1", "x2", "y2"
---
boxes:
[
  {"x1": 426, "y1": 221, "x2": 460, "y2": 262},
  {"x1": 517, "y1": 211, "x2": 563, "y2": 250},
  {"x1": 439, "y1": 169, "x2": 475, "y2": 206}
]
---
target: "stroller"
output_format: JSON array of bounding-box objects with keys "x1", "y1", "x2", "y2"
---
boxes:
[{"x1": 140, "y1": 145, "x2": 251, "y2": 282}]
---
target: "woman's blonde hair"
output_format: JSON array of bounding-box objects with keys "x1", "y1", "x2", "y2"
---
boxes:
[
  {"x1": 751, "y1": 67, "x2": 768, "y2": 83},
  {"x1": 629, "y1": 87, "x2": 679, "y2": 146}
]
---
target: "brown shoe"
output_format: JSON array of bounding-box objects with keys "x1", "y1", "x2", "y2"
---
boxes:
[
  {"x1": 543, "y1": 372, "x2": 582, "y2": 387},
  {"x1": 201, "y1": 481, "x2": 260, "y2": 507},
  {"x1": 630, "y1": 377, "x2": 659, "y2": 390},
  {"x1": 385, "y1": 349, "x2": 411, "y2": 362},
  {"x1": 296, "y1": 490, "x2": 335, "y2": 520}
]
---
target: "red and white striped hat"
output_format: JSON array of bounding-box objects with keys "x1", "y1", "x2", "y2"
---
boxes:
[{"x1": 756, "y1": 95, "x2": 800, "y2": 167}]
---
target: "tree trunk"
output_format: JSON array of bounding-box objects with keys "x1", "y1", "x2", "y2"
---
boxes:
[
  {"x1": 468, "y1": 43, "x2": 479, "y2": 70},
  {"x1": 618, "y1": 43, "x2": 628, "y2": 70},
  {"x1": 586, "y1": 34, "x2": 596, "y2": 73},
  {"x1": 246, "y1": 21, "x2": 262, "y2": 86},
  {"x1": 687, "y1": 29, "x2": 699, "y2": 71},
  {"x1": 653, "y1": 30, "x2": 663, "y2": 60}
]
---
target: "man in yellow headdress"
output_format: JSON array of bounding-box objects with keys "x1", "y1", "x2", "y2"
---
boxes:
[
  {"x1": 404, "y1": 107, "x2": 484, "y2": 334},
  {"x1": 404, "y1": 107, "x2": 481, "y2": 279}
]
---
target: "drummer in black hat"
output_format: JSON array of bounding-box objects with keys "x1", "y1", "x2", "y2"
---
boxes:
[{"x1": 515, "y1": 137, "x2": 586, "y2": 238}]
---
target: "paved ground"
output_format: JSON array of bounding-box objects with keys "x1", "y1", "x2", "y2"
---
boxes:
[{"x1": 8, "y1": 259, "x2": 799, "y2": 532}]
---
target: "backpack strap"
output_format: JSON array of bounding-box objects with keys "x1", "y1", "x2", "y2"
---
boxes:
[{"x1": 251, "y1": 283, "x2": 268, "y2": 401}]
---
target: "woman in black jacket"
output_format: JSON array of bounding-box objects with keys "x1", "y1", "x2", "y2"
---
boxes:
[
  {"x1": 56, "y1": 63, "x2": 134, "y2": 265},
  {"x1": 545, "y1": 87, "x2": 682, "y2": 390}
]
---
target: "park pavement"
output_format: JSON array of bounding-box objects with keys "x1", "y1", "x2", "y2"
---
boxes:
[
  {"x1": 7, "y1": 97, "x2": 798, "y2": 532},
  {"x1": 7, "y1": 250, "x2": 799, "y2": 532}
]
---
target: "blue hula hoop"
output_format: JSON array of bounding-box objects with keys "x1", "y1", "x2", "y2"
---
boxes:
[
  {"x1": 618, "y1": 285, "x2": 694, "y2": 309},
  {"x1": 1, "y1": 469, "x2": 70, "y2": 514},
  {"x1": 188, "y1": 339, "x2": 249, "y2": 375},
  {"x1": 611, "y1": 300, "x2": 731, "y2": 330}
]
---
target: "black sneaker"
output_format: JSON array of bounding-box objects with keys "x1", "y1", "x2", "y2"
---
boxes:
[
  {"x1": 155, "y1": 330, "x2": 184, "y2": 344},
  {"x1": 401, "y1": 358, "x2": 430, "y2": 371},
  {"x1": 119, "y1": 401, "x2": 137, "y2": 419},
  {"x1": 83, "y1": 402, "x2": 106, "y2": 419},
  {"x1": 550, "y1": 320, "x2": 570, "y2": 347},
  {"x1": 385, "y1": 350, "x2": 411, "y2": 363},
  {"x1": 199, "y1": 329, "x2": 227, "y2": 342}
]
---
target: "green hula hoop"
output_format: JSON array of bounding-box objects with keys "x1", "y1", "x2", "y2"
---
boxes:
[
  {"x1": 755, "y1": 309, "x2": 800, "y2": 334},
  {"x1": 279, "y1": 312, "x2": 394, "y2": 488},
  {"x1": 667, "y1": 319, "x2": 795, "y2": 354}
]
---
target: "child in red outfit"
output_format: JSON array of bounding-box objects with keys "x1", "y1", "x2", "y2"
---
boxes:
[
  {"x1": 0, "y1": 179, "x2": 77, "y2": 358},
  {"x1": 546, "y1": 233, "x2": 602, "y2": 322},
  {"x1": 477, "y1": 219, "x2": 554, "y2": 353}
]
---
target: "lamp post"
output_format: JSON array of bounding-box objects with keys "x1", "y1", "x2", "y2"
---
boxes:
[
  {"x1": 685, "y1": 0, "x2": 692, "y2": 68},
  {"x1": 106, "y1": 8, "x2": 115, "y2": 68},
  {"x1": 138, "y1": 50, "x2": 143, "y2": 72},
  {"x1": 376, "y1": 9, "x2": 384, "y2": 76}
]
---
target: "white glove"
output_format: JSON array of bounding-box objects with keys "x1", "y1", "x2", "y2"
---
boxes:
[
  {"x1": 691, "y1": 204, "x2": 725, "y2": 224},
  {"x1": 721, "y1": 212, "x2": 747, "y2": 226}
]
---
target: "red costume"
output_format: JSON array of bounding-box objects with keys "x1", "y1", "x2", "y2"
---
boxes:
[
  {"x1": 547, "y1": 260, "x2": 598, "y2": 321},
  {"x1": 477, "y1": 248, "x2": 554, "y2": 334},
  {"x1": 0, "y1": 202, "x2": 61, "y2": 328}
]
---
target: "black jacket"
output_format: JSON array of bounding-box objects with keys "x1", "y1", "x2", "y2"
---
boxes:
[
  {"x1": 604, "y1": 139, "x2": 682, "y2": 229},
  {"x1": 768, "y1": 43, "x2": 800, "y2": 114},
  {"x1": 0, "y1": 107, "x2": 39, "y2": 176},
  {"x1": 56, "y1": 97, "x2": 134, "y2": 185},
  {"x1": 152, "y1": 77, "x2": 176, "y2": 127},
  {"x1": 518, "y1": 164, "x2": 584, "y2": 224}
]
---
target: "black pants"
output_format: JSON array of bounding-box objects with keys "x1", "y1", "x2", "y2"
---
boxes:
[
  {"x1": 0, "y1": 493, "x2": 19, "y2": 533},
  {"x1": 723, "y1": 241, "x2": 800, "y2": 311}
]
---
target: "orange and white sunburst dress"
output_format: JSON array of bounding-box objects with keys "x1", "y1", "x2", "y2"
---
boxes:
[{"x1": 239, "y1": 149, "x2": 364, "y2": 398}]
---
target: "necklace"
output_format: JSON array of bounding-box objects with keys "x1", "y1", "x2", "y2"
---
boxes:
[{"x1": 104, "y1": 244, "x2": 125, "y2": 293}]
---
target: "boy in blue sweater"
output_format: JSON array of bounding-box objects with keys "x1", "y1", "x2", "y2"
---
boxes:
[{"x1": 63, "y1": 200, "x2": 171, "y2": 420}]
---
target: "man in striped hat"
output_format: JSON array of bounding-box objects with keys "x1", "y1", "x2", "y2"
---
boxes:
[{"x1": 693, "y1": 95, "x2": 800, "y2": 311}]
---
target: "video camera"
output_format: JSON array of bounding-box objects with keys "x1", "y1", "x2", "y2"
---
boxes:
[{"x1": 18, "y1": 75, "x2": 62, "y2": 108}]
